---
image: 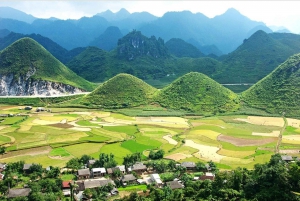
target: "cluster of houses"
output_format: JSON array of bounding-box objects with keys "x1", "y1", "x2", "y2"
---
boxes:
[{"x1": 2, "y1": 155, "x2": 298, "y2": 199}]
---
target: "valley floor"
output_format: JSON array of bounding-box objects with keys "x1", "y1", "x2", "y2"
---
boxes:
[{"x1": 1, "y1": 105, "x2": 299, "y2": 170}]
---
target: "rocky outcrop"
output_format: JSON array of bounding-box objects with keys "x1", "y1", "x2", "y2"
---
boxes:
[{"x1": 0, "y1": 72, "x2": 84, "y2": 96}]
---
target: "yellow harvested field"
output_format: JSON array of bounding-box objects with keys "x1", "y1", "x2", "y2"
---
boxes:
[
  {"x1": 218, "y1": 149, "x2": 255, "y2": 158},
  {"x1": 235, "y1": 116, "x2": 284, "y2": 127},
  {"x1": 165, "y1": 153, "x2": 192, "y2": 161},
  {"x1": 282, "y1": 135, "x2": 300, "y2": 144},
  {"x1": 220, "y1": 157, "x2": 253, "y2": 165},
  {"x1": 69, "y1": 127, "x2": 91, "y2": 131},
  {"x1": 32, "y1": 119, "x2": 60, "y2": 125},
  {"x1": 252, "y1": 130, "x2": 280, "y2": 137},
  {"x1": 47, "y1": 132, "x2": 87, "y2": 143},
  {"x1": 287, "y1": 118, "x2": 300, "y2": 128},
  {"x1": 163, "y1": 135, "x2": 178, "y2": 145},
  {"x1": 92, "y1": 111, "x2": 111, "y2": 118},
  {"x1": 184, "y1": 139, "x2": 224, "y2": 162},
  {"x1": 218, "y1": 134, "x2": 276, "y2": 146},
  {"x1": 18, "y1": 125, "x2": 32, "y2": 132},
  {"x1": 150, "y1": 117, "x2": 188, "y2": 124},
  {"x1": 188, "y1": 130, "x2": 220, "y2": 140},
  {"x1": 140, "y1": 128, "x2": 178, "y2": 135},
  {"x1": 71, "y1": 112, "x2": 92, "y2": 115},
  {"x1": 0, "y1": 126, "x2": 7, "y2": 131}
]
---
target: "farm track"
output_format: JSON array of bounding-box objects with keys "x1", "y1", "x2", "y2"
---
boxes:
[{"x1": 276, "y1": 117, "x2": 287, "y2": 153}]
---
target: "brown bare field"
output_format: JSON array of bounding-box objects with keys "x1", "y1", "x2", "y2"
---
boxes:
[
  {"x1": 217, "y1": 134, "x2": 277, "y2": 146},
  {"x1": 0, "y1": 146, "x2": 51, "y2": 159},
  {"x1": 235, "y1": 116, "x2": 284, "y2": 127},
  {"x1": 165, "y1": 153, "x2": 192, "y2": 161}
]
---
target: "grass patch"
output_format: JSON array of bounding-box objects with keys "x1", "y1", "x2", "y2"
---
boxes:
[
  {"x1": 0, "y1": 134, "x2": 12, "y2": 144},
  {"x1": 0, "y1": 117, "x2": 25, "y2": 125},
  {"x1": 102, "y1": 125, "x2": 138, "y2": 136},
  {"x1": 64, "y1": 143, "x2": 105, "y2": 158},
  {"x1": 49, "y1": 147, "x2": 71, "y2": 157},
  {"x1": 121, "y1": 140, "x2": 157, "y2": 153},
  {"x1": 100, "y1": 143, "x2": 132, "y2": 164},
  {"x1": 61, "y1": 174, "x2": 75, "y2": 181},
  {"x1": 76, "y1": 120, "x2": 99, "y2": 127},
  {"x1": 118, "y1": 185, "x2": 147, "y2": 191}
]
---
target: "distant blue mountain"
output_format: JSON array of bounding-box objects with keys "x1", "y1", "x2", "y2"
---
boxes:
[{"x1": 0, "y1": 7, "x2": 36, "y2": 23}]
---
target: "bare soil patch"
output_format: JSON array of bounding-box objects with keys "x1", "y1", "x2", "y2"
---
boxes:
[
  {"x1": 0, "y1": 146, "x2": 51, "y2": 159},
  {"x1": 184, "y1": 140, "x2": 224, "y2": 162},
  {"x1": 218, "y1": 134, "x2": 277, "y2": 146},
  {"x1": 165, "y1": 153, "x2": 192, "y2": 161},
  {"x1": 69, "y1": 127, "x2": 91, "y2": 131},
  {"x1": 287, "y1": 118, "x2": 300, "y2": 128},
  {"x1": 279, "y1": 149, "x2": 300, "y2": 154},
  {"x1": 163, "y1": 135, "x2": 178, "y2": 145},
  {"x1": 235, "y1": 116, "x2": 284, "y2": 127}
]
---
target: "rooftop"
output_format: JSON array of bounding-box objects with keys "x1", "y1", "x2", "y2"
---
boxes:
[
  {"x1": 181, "y1": 162, "x2": 196, "y2": 168},
  {"x1": 122, "y1": 174, "x2": 137, "y2": 182},
  {"x1": 166, "y1": 181, "x2": 184, "y2": 190},
  {"x1": 78, "y1": 168, "x2": 90, "y2": 176},
  {"x1": 8, "y1": 188, "x2": 31, "y2": 198}
]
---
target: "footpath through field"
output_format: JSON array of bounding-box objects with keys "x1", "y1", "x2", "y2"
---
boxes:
[{"x1": 276, "y1": 116, "x2": 287, "y2": 153}]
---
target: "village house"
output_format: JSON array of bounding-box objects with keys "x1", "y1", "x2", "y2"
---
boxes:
[
  {"x1": 0, "y1": 163, "x2": 6, "y2": 172},
  {"x1": 87, "y1": 160, "x2": 96, "y2": 168},
  {"x1": 107, "y1": 165, "x2": 126, "y2": 175},
  {"x1": 92, "y1": 167, "x2": 106, "y2": 178},
  {"x1": 128, "y1": 162, "x2": 147, "y2": 174},
  {"x1": 121, "y1": 174, "x2": 137, "y2": 186},
  {"x1": 181, "y1": 162, "x2": 196, "y2": 171},
  {"x1": 199, "y1": 172, "x2": 215, "y2": 181},
  {"x1": 281, "y1": 155, "x2": 293, "y2": 163},
  {"x1": 150, "y1": 173, "x2": 163, "y2": 187},
  {"x1": 77, "y1": 168, "x2": 90, "y2": 180},
  {"x1": 23, "y1": 164, "x2": 32, "y2": 174},
  {"x1": 62, "y1": 181, "x2": 72, "y2": 197},
  {"x1": 84, "y1": 179, "x2": 115, "y2": 189},
  {"x1": 0, "y1": 173, "x2": 4, "y2": 180},
  {"x1": 36, "y1": 107, "x2": 45, "y2": 112},
  {"x1": 7, "y1": 188, "x2": 31, "y2": 198},
  {"x1": 24, "y1": 106, "x2": 32, "y2": 110},
  {"x1": 166, "y1": 180, "x2": 184, "y2": 190}
]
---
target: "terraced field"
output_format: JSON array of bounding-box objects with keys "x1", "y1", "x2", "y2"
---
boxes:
[{"x1": 0, "y1": 105, "x2": 300, "y2": 169}]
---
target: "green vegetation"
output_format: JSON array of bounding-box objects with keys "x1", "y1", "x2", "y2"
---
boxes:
[
  {"x1": 49, "y1": 147, "x2": 71, "y2": 157},
  {"x1": 165, "y1": 38, "x2": 204, "y2": 58},
  {"x1": 242, "y1": 53, "x2": 300, "y2": 116},
  {"x1": 121, "y1": 140, "x2": 156, "y2": 153},
  {"x1": 156, "y1": 72, "x2": 240, "y2": 113},
  {"x1": 118, "y1": 185, "x2": 147, "y2": 191},
  {"x1": 82, "y1": 73, "x2": 158, "y2": 108},
  {"x1": 0, "y1": 37, "x2": 95, "y2": 91}
]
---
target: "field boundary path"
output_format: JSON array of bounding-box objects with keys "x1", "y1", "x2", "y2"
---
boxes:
[{"x1": 276, "y1": 116, "x2": 287, "y2": 153}]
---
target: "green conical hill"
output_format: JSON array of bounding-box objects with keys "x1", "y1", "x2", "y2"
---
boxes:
[
  {"x1": 242, "y1": 53, "x2": 300, "y2": 116},
  {"x1": 82, "y1": 73, "x2": 158, "y2": 108},
  {"x1": 0, "y1": 37, "x2": 95, "y2": 91},
  {"x1": 156, "y1": 72, "x2": 239, "y2": 113}
]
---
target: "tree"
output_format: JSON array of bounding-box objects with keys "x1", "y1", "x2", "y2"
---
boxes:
[
  {"x1": 208, "y1": 161, "x2": 218, "y2": 173},
  {"x1": 97, "y1": 153, "x2": 117, "y2": 168},
  {"x1": 0, "y1": 146, "x2": 5, "y2": 155},
  {"x1": 66, "y1": 158, "x2": 82, "y2": 170},
  {"x1": 195, "y1": 162, "x2": 206, "y2": 172},
  {"x1": 149, "y1": 149, "x2": 165, "y2": 160},
  {"x1": 123, "y1": 152, "x2": 142, "y2": 167},
  {"x1": 80, "y1": 155, "x2": 93, "y2": 165}
]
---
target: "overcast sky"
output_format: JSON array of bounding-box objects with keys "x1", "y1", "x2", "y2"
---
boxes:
[{"x1": 1, "y1": 1, "x2": 300, "y2": 33}]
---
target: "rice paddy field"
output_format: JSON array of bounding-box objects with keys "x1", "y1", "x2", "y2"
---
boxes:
[{"x1": 0, "y1": 105, "x2": 300, "y2": 170}]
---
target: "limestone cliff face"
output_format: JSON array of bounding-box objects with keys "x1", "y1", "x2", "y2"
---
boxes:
[{"x1": 0, "y1": 67, "x2": 84, "y2": 96}]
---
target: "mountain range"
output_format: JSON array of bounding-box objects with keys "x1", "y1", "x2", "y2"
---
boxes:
[
  {"x1": 0, "y1": 6, "x2": 276, "y2": 54},
  {"x1": 1, "y1": 36, "x2": 300, "y2": 116}
]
